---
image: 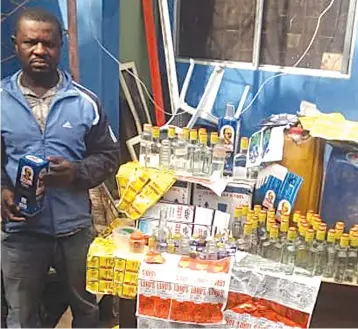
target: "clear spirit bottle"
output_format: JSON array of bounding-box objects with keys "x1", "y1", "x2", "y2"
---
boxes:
[
  {"x1": 174, "y1": 131, "x2": 189, "y2": 173},
  {"x1": 211, "y1": 137, "x2": 226, "y2": 178},
  {"x1": 193, "y1": 131, "x2": 210, "y2": 176},
  {"x1": 167, "y1": 125, "x2": 177, "y2": 169},
  {"x1": 250, "y1": 215, "x2": 259, "y2": 255},
  {"x1": 237, "y1": 223, "x2": 252, "y2": 253},
  {"x1": 206, "y1": 238, "x2": 218, "y2": 260},
  {"x1": 335, "y1": 221, "x2": 345, "y2": 244},
  {"x1": 279, "y1": 216, "x2": 289, "y2": 243},
  {"x1": 323, "y1": 229, "x2": 336, "y2": 278},
  {"x1": 344, "y1": 232, "x2": 358, "y2": 283},
  {"x1": 153, "y1": 208, "x2": 171, "y2": 253},
  {"x1": 188, "y1": 129, "x2": 198, "y2": 174},
  {"x1": 139, "y1": 123, "x2": 152, "y2": 167},
  {"x1": 257, "y1": 210, "x2": 268, "y2": 256},
  {"x1": 263, "y1": 224, "x2": 282, "y2": 263},
  {"x1": 334, "y1": 233, "x2": 350, "y2": 283},
  {"x1": 231, "y1": 206, "x2": 242, "y2": 239},
  {"x1": 159, "y1": 139, "x2": 171, "y2": 170},
  {"x1": 149, "y1": 126, "x2": 161, "y2": 168},
  {"x1": 282, "y1": 227, "x2": 298, "y2": 274},
  {"x1": 295, "y1": 228, "x2": 314, "y2": 272},
  {"x1": 310, "y1": 224, "x2": 327, "y2": 276}
]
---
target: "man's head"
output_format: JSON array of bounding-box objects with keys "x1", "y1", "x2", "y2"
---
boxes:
[{"x1": 13, "y1": 8, "x2": 63, "y2": 76}]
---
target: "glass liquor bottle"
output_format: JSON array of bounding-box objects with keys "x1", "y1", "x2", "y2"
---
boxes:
[
  {"x1": 206, "y1": 238, "x2": 218, "y2": 260},
  {"x1": 310, "y1": 224, "x2": 327, "y2": 276},
  {"x1": 306, "y1": 210, "x2": 314, "y2": 227},
  {"x1": 174, "y1": 131, "x2": 189, "y2": 173},
  {"x1": 335, "y1": 221, "x2": 345, "y2": 244},
  {"x1": 281, "y1": 227, "x2": 298, "y2": 274},
  {"x1": 149, "y1": 126, "x2": 161, "y2": 168},
  {"x1": 153, "y1": 208, "x2": 171, "y2": 253},
  {"x1": 263, "y1": 224, "x2": 282, "y2": 262},
  {"x1": 233, "y1": 137, "x2": 249, "y2": 178},
  {"x1": 237, "y1": 223, "x2": 252, "y2": 253},
  {"x1": 211, "y1": 137, "x2": 226, "y2": 178},
  {"x1": 292, "y1": 210, "x2": 301, "y2": 227},
  {"x1": 279, "y1": 216, "x2": 289, "y2": 243},
  {"x1": 159, "y1": 139, "x2": 171, "y2": 170},
  {"x1": 253, "y1": 205, "x2": 261, "y2": 217},
  {"x1": 334, "y1": 233, "x2": 350, "y2": 283},
  {"x1": 196, "y1": 132, "x2": 211, "y2": 176},
  {"x1": 257, "y1": 210, "x2": 268, "y2": 256},
  {"x1": 323, "y1": 229, "x2": 336, "y2": 279},
  {"x1": 231, "y1": 206, "x2": 242, "y2": 239},
  {"x1": 295, "y1": 228, "x2": 314, "y2": 271},
  {"x1": 250, "y1": 215, "x2": 259, "y2": 255},
  {"x1": 167, "y1": 125, "x2": 177, "y2": 169},
  {"x1": 139, "y1": 123, "x2": 153, "y2": 167},
  {"x1": 344, "y1": 232, "x2": 358, "y2": 283},
  {"x1": 187, "y1": 129, "x2": 198, "y2": 174},
  {"x1": 241, "y1": 205, "x2": 249, "y2": 227}
]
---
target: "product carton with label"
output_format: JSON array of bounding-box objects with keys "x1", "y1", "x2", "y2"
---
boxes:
[{"x1": 14, "y1": 155, "x2": 49, "y2": 217}]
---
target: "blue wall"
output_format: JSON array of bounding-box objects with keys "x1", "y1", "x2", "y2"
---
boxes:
[
  {"x1": 1, "y1": 0, "x2": 120, "y2": 135},
  {"x1": 169, "y1": 0, "x2": 358, "y2": 137}
]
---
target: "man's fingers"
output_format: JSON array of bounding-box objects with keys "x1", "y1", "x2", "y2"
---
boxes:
[{"x1": 47, "y1": 156, "x2": 65, "y2": 165}]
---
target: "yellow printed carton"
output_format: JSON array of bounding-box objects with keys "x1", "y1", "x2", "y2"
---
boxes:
[
  {"x1": 86, "y1": 268, "x2": 99, "y2": 282},
  {"x1": 125, "y1": 259, "x2": 141, "y2": 272},
  {"x1": 123, "y1": 271, "x2": 138, "y2": 285},
  {"x1": 114, "y1": 270, "x2": 125, "y2": 283},
  {"x1": 114, "y1": 282, "x2": 123, "y2": 296},
  {"x1": 86, "y1": 281, "x2": 99, "y2": 294},
  {"x1": 114, "y1": 258, "x2": 126, "y2": 271},
  {"x1": 99, "y1": 280, "x2": 114, "y2": 294},
  {"x1": 99, "y1": 268, "x2": 114, "y2": 281},
  {"x1": 121, "y1": 284, "x2": 137, "y2": 299}
]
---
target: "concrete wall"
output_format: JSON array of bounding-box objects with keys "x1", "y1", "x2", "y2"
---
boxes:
[{"x1": 1, "y1": 0, "x2": 120, "y2": 135}]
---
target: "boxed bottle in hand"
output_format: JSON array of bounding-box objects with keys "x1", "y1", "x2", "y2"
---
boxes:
[{"x1": 14, "y1": 155, "x2": 49, "y2": 217}]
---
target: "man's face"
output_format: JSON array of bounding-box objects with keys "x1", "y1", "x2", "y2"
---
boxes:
[{"x1": 14, "y1": 19, "x2": 61, "y2": 74}]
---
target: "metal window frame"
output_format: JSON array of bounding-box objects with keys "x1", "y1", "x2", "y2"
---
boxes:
[{"x1": 174, "y1": 0, "x2": 357, "y2": 77}]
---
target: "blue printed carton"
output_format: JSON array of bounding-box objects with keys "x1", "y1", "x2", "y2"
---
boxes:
[{"x1": 14, "y1": 155, "x2": 49, "y2": 217}]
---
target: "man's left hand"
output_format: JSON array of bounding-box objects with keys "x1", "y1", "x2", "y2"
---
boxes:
[{"x1": 43, "y1": 156, "x2": 75, "y2": 187}]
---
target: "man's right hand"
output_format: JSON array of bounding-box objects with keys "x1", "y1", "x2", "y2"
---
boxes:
[{"x1": 1, "y1": 189, "x2": 25, "y2": 221}]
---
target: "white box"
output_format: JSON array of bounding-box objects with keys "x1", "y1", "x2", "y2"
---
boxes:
[
  {"x1": 162, "y1": 181, "x2": 192, "y2": 204},
  {"x1": 192, "y1": 182, "x2": 254, "y2": 218},
  {"x1": 144, "y1": 202, "x2": 194, "y2": 223}
]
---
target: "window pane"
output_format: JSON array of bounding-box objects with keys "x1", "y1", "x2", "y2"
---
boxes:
[
  {"x1": 177, "y1": 0, "x2": 256, "y2": 63},
  {"x1": 260, "y1": 0, "x2": 351, "y2": 72}
]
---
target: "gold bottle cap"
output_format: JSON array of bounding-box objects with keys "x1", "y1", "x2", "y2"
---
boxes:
[
  {"x1": 313, "y1": 217, "x2": 322, "y2": 230},
  {"x1": 299, "y1": 223, "x2": 309, "y2": 237},
  {"x1": 267, "y1": 218, "x2": 276, "y2": 232},
  {"x1": 168, "y1": 126, "x2": 176, "y2": 138},
  {"x1": 152, "y1": 126, "x2": 160, "y2": 139},
  {"x1": 351, "y1": 232, "x2": 358, "y2": 248},
  {"x1": 240, "y1": 137, "x2": 249, "y2": 151},
  {"x1": 234, "y1": 206, "x2": 242, "y2": 219},
  {"x1": 182, "y1": 127, "x2": 189, "y2": 140},
  {"x1": 178, "y1": 131, "x2": 186, "y2": 140},
  {"x1": 244, "y1": 223, "x2": 253, "y2": 235},
  {"x1": 280, "y1": 218, "x2": 289, "y2": 233},
  {"x1": 349, "y1": 227, "x2": 358, "y2": 240},
  {"x1": 270, "y1": 224, "x2": 279, "y2": 239},
  {"x1": 247, "y1": 210, "x2": 255, "y2": 222},
  {"x1": 340, "y1": 233, "x2": 350, "y2": 248},
  {"x1": 268, "y1": 208, "x2": 275, "y2": 216},
  {"x1": 335, "y1": 227, "x2": 344, "y2": 241},
  {"x1": 210, "y1": 132, "x2": 218, "y2": 145},
  {"x1": 287, "y1": 227, "x2": 297, "y2": 241},
  {"x1": 190, "y1": 129, "x2": 197, "y2": 141},
  {"x1": 327, "y1": 229, "x2": 336, "y2": 243},
  {"x1": 316, "y1": 226, "x2": 326, "y2": 241},
  {"x1": 305, "y1": 229, "x2": 315, "y2": 243},
  {"x1": 293, "y1": 211, "x2": 301, "y2": 224},
  {"x1": 306, "y1": 210, "x2": 314, "y2": 224},
  {"x1": 242, "y1": 205, "x2": 249, "y2": 216},
  {"x1": 198, "y1": 128, "x2": 207, "y2": 134},
  {"x1": 335, "y1": 221, "x2": 345, "y2": 229},
  {"x1": 252, "y1": 218, "x2": 258, "y2": 230},
  {"x1": 199, "y1": 132, "x2": 208, "y2": 144},
  {"x1": 258, "y1": 210, "x2": 266, "y2": 223},
  {"x1": 254, "y1": 205, "x2": 261, "y2": 216}
]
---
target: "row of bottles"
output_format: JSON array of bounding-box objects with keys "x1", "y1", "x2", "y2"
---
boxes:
[
  {"x1": 139, "y1": 125, "x2": 227, "y2": 177},
  {"x1": 148, "y1": 206, "x2": 358, "y2": 284}
]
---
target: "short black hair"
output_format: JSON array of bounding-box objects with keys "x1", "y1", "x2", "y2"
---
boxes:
[{"x1": 14, "y1": 7, "x2": 63, "y2": 40}]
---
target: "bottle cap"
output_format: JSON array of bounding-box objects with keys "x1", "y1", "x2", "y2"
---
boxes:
[
  {"x1": 247, "y1": 210, "x2": 255, "y2": 222},
  {"x1": 198, "y1": 128, "x2": 207, "y2": 134},
  {"x1": 168, "y1": 126, "x2": 176, "y2": 138},
  {"x1": 287, "y1": 227, "x2": 297, "y2": 241},
  {"x1": 210, "y1": 132, "x2": 218, "y2": 145},
  {"x1": 316, "y1": 226, "x2": 326, "y2": 241},
  {"x1": 267, "y1": 218, "x2": 276, "y2": 232},
  {"x1": 152, "y1": 126, "x2": 160, "y2": 138},
  {"x1": 349, "y1": 227, "x2": 358, "y2": 240},
  {"x1": 130, "y1": 231, "x2": 145, "y2": 241},
  {"x1": 252, "y1": 218, "x2": 258, "y2": 230},
  {"x1": 293, "y1": 211, "x2": 301, "y2": 223},
  {"x1": 313, "y1": 217, "x2": 322, "y2": 230},
  {"x1": 270, "y1": 224, "x2": 279, "y2": 239},
  {"x1": 199, "y1": 132, "x2": 208, "y2": 144},
  {"x1": 351, "y1": 232, "x2": 358, "y2": 248},
  {"x1": 258, "y1": 210, "x2": 266, "y2": 223},
  {"x1": 242, "y1": 205, "x2": 249, "y2": 216},
  {"x1": 305, "y1": 229, "x2": 315, "y2": 243},
  {"x1": 234, "y1": 206, "x2": 242, "y2": 218},
  {"x1": 182, "y1": 127, "x2": 189, "y2": 140},
  {"x1": 244, "y1": 223, "x2": 253, "y2": 235},
  {"x1": 299, "y1": 223, "x2": 309, "y2": 237},
  {"x1": 143, "y1": 123, "x2": 152, "y2": 132},
  {"x1": 280, "y1": 218, "x2": 289, "y2": 233},
  {"x1": 335, "y1": 221, "x2": 345, "y2": 229},
  {"x1": 268, "y1": 208, "x2": 275, "y2": 216},
  {"x1": 240, "y1": 137, "x2": 249, "y2": 151},
  {"x1": 254, "y1": 205, "x2": 261, "y2": 216},
  {"x1": 281, "y1": 214, "x2": 289, "y2": 222},
  {"x1": 327, "y1": 229, "x2": 336, "y2": 243},
  {"x1": 340, "y1": 233, "x2": 350, "y2": 248},
  {"x1": 190, "y1": 129, "x2": 197, "y2": 140},
  {"x1": 306, "y1": 210, "x2": 314, "y2": 224}
]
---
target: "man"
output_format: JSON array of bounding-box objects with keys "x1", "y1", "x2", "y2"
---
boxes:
[{"x1": 1, "y1": 8, "x2": 120, "y2": 328}]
